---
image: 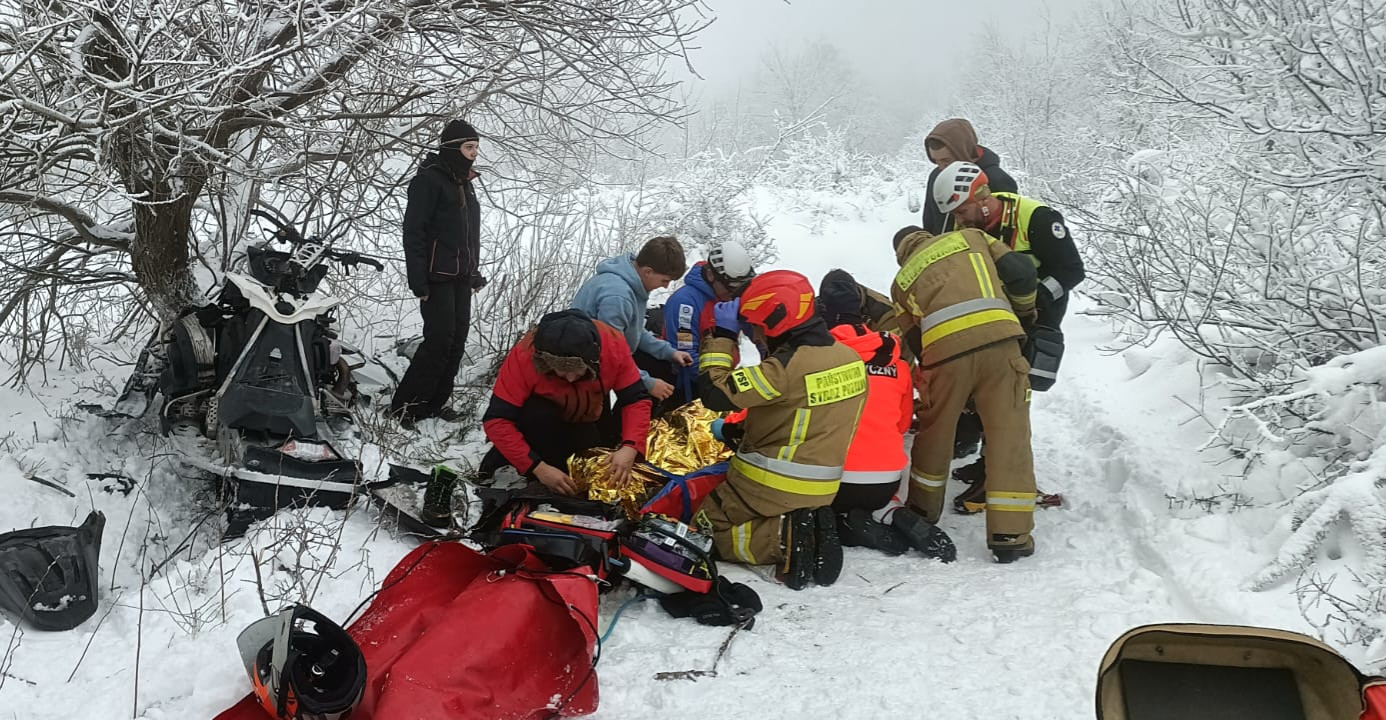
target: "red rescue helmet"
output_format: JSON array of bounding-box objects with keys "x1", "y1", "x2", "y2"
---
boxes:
[
  {"x1": 738, "y1": 270, "x2": 817, "y2": 337},
  {"x1": 237, "y1": 605, "x2": 366, "y2": 720}
]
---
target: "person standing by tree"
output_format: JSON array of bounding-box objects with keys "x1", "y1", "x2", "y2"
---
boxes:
[
  {"x1": 921, "y1": 118, "x2": 1017, "y2": 235},
  {"x1": 391, "y1": 119, "x2": 486, "y2": 428}
]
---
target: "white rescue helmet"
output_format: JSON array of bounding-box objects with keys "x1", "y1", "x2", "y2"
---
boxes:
[
  {"x1": 933, "y1": 161, "x2": 990, "y2": 214},
  {"x1": 706, "y1": 241, "x2": 756, "y2": 290}
]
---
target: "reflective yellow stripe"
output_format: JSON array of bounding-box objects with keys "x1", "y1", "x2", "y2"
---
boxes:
[
  {"x1": 910, "y1": 470, "x2": 947, "y2": 492},
  {"x1": 732, "y1": 456, "x2": 840, "y2": 496},
  {"x1": 919, "y1": 309, "x2": 1019, "y2": 351},
  {"x1": 699, "y1": 352, "x2": 734, "y2": 370},
  {"x1": 986, "y1": 491, "x2": 1036, "y2": 512},
  {"x1": 743, "y1": 366, "x2": 779, "y2": 400},
  {"x1": 895, "y1": 234, "x2": 970, "y2": 291},
  {"x1": 969, "y1": 253, "x2": 996, "y2": 298},
  {"x1": 732, "y1": 522, "x2": 757, "y2": 563},
  {"x1": 778, "y1": 409, "x2": 811, "y2": 461}
]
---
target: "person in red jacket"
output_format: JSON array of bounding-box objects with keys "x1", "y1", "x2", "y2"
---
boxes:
[
  {"x1": 478, "y1": 309, "x2": 652, "y2": 497},
  {"x1": 819, "y1": 270, "x2": 956, "y2": 561}
]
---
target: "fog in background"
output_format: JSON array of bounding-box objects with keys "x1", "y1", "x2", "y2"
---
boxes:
[{"x1": 667, "y1": 0, "x2": 1088, "y2": 156}]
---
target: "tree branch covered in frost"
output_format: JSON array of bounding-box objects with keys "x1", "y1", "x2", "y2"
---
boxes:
[{"x1": 0, "y1": 0, "x2": 709, "y2": 380}]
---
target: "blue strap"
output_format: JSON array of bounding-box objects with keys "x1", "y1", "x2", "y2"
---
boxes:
[{"x1": 599, "y1": 591, "x2": 655, "y2": 645}]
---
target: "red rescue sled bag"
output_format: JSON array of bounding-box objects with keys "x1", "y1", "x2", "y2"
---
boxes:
[{"x1": 215, "y1": 541, "x2": 599, "y2": 719}]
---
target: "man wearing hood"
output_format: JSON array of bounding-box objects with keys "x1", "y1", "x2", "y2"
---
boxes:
[
  {"x1": 572, "y1": 236, "x2": 693, "y2": 402},
  {"x1": 391, "y1": 119, "x2": 487, "y2": 428},
  {"x1": 921, "y1": 118, "x2": 1018, "y2": 235},
  {"x1": 660, "y1": 240, "x2": 758, "y2": 409}
]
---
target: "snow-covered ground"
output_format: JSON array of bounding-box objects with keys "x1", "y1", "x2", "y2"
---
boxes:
[{"x1": 0, "y1": 185, "x2": 1320, "y2": 719}]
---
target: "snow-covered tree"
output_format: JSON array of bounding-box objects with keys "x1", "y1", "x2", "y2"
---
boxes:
[{"x1": 0, "y1": 0, "x2": 708, "y2": 373}]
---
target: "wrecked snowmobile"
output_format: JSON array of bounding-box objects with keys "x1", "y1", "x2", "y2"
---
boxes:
[{"x1": 113, "y1": 208, "x2": 393, "y2": 527}]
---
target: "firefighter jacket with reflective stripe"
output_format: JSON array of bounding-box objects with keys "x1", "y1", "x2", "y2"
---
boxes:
[
  {"x1": 697, "y1": 324, "x2": 867, "y2": 502},
  {"x1": 892, "y1": 228, "x2": 1038, "y2": 368},
  {"x1": 830, "y1": 324, "x2": 912, "y2": 483},
  {"x1": 990, "y1": 192, "x2": 1086, "y2": 306}
]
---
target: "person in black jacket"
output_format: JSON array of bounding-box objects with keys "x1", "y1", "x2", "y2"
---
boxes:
[
  {"x1": 920, "y1": 118, "x2": 1018, "y2": 235},
  {"x1": 391, "y1": 119, "x2": 487, "y2": 427}
]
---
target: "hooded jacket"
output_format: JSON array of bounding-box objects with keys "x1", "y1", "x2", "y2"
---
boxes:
[
  {"x1": 831, "y1": 324, "x2": 913, "y2": 483},
  {"x1": 891, "y1": 228, "x2": 1037, "y2": 368},
  {"x1": 571, "y1": 253, "x2": 677, "y2": 390},
  {"x1": 921, "y1": 119, "x2": 1018, "y2": 235},
  {"x1": 402, "y1": 154, "x2": 481, "y2": 297},
  {"x1": 482, "y1": 315, "x2": 651, "y2": 474}
]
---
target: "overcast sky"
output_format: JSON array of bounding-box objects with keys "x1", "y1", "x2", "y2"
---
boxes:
[{"x1": 676, "y1": 0, "x2": 1084, "y2": 109}]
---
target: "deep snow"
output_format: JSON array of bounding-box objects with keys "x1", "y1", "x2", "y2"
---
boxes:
[{"x1": 0, "y1": 185, "x2": 1325, "y2": 719}]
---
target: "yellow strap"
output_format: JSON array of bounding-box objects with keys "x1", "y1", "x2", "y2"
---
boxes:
[
  {"x1": 919, "y1": 309, "x2": 1019, "y2": 350},
  {"x1": 732, "y1": 456, "x2": 840, "y2": 497}
]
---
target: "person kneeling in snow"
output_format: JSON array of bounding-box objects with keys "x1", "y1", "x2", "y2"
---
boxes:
[
  {"x1": 695, "y1": 270, "x2": 867, "y2": 590},
  {"x1": 444, "y1": 310, "x2": 650, "y2": 521},
  {"x1": 817, "y1": 269, "x2": 956, "y2": 561}
]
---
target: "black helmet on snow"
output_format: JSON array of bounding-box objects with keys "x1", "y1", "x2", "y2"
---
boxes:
[
  {"x1": 237, "y1": 604, "x2": 366, "y2": 720},
  {"x1": 0, "y1": 510, "x2": 104, "y2": 631}
]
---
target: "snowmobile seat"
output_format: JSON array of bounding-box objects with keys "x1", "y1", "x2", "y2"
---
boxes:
[
  {"x1": 0, "y1": 511, "x2": 105, "y2": 631},
  {"x1": 1097, "y1": 623, "x2": 1380, "y2": 720}
]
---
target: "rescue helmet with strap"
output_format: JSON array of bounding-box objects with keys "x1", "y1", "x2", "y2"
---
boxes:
[
  {"x1": 933, "y1": 161, "x2": 990, "y2": 214},
  {"x1": 707, "y1": 240, "x2": 756, "y2": 291},
  {"x1": 738, "y1": 270, "x2": 817, "y2": 338}
]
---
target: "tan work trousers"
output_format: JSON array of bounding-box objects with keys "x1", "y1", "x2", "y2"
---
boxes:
[
  {"x1": 696, "y1": 469, "x2": 827, "y2": 566},
  {"x1": 908, "y1": 341, "x2": 1036, "y2": 543}
]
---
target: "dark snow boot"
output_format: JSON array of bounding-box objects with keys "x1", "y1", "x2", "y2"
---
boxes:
[
  {"x1": 954, "y1": 411, "x2": 983, "y2": 459},
  {"x1": 837, "y1": 509, "x2": 909, "y2": 556},
  {"x1": 812, "y1": 506, "x2": 843, "y2": 586},
  {"x1": 419, "y1": 466, "x2": 460, "y2": 528},
  {"x1": 953, "y1": 456, "x2": 986, "y2": 485},
  {"x1": 892, "y1": 507, "x2": 958, "y2": 563},
  {"x1": 989, "y1": 534, "x2": 1036, "y2": 564},
  {"x1": 777, "y1": 509, "x2": 817, "y2": 591},
  {"x1": 953, "y1": 475, "x2": 987, "y2": 515}
]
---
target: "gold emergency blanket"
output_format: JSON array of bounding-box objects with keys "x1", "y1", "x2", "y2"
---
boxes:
[
  {"x1": 644, "y1": 400, "x2": 733, "y2": 475},
  {"x1": 568, "y1": 400, "x2": 732, "y2": 517},
  {"x1": 568, "y1": 448, "x2": 666, "y2": 518}
]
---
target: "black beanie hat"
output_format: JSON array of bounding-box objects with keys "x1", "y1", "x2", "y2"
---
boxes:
[
  {"x1": 440, "y1": 119, "x2": 479, "y2": 148},
  {"x1": 533, "y1": 309, "x2": 601, "y2": 366},
  {"x1": 818, "y1": 269, "x2": 864, "y2": 326},
  {"x1": 894, "y1": 225, "x2": 925, "y2": 251}
]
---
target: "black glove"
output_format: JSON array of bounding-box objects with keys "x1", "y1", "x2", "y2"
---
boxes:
[
  {"x1": 658, "y1": 577, "x2": 762, "y2": 628},
  {"x1": 470, "y1": 274, "x2": 488, "y2": 291}
]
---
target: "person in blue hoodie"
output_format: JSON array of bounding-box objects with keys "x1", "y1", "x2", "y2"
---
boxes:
[
  {"x1": 661, "y1": 240, "x2": 757, "y2": 408},
  {"x1": 571, "y1": 236, "x2": 692, "y2": 405}
]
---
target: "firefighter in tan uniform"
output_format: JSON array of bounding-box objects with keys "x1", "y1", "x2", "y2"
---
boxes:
[
  {"x1": 696, "y1": 270, "x2": 867, "y2": 590},
  {"x1": 888, "y1": 217, "x2": 1041, "y2": 563}
]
